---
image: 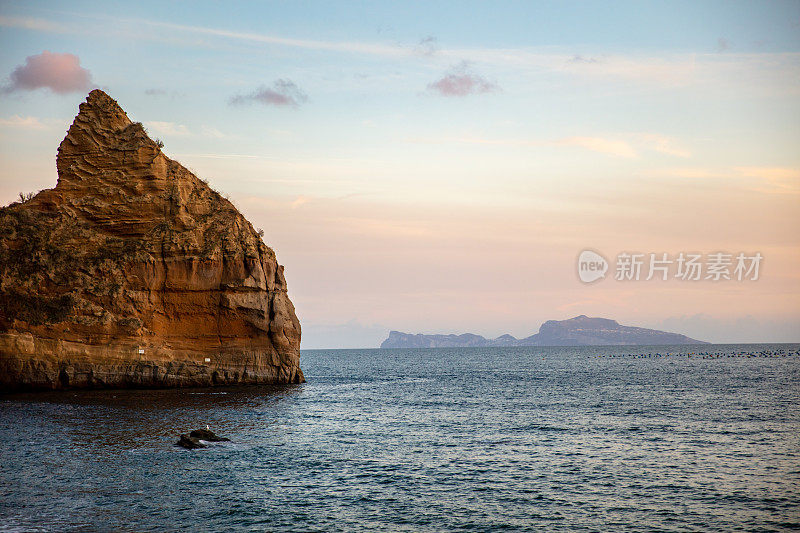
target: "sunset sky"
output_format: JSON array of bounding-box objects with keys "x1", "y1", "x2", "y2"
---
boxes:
[{"x1": 1, "y1": 1, "x2": 798, "y2": 347}]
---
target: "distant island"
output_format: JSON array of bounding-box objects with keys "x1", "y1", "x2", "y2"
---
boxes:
[{"x1": 380, "y1": 315, "x2": 707, "y2": 348}]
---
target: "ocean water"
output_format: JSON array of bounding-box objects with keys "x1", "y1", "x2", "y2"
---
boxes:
[{"x1": 1, "y1": 344, "x2": 799, "y2": 532}]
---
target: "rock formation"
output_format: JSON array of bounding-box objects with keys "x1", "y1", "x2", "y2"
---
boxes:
[
  {"x1": 0, "y1": 90, "x2": 303, "y2": 391},
  {"x1": 177, "y1": 428, "x2": 230, "y2": 449},
  {"x1": 380, "y1": 315, "x2": 707, "y2": 348}
]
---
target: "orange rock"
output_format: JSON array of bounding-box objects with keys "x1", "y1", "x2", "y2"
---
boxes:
[{"x1": 0, "y1": 90, "x2": 303, "y2": 391}]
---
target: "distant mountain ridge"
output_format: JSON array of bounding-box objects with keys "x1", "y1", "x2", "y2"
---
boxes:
[{"x1": 380, "y1": 315, "x2": 707, "y2": 348}]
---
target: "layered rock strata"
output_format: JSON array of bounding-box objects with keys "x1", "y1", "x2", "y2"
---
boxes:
[{"x1": 0, "y1": 90, "x2": 303, "y2": 391}]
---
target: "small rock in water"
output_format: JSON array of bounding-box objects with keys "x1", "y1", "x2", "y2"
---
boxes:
[
  {"x1": 176, "y1": 434, "x2": 206, "y2": 449},
  {"x1": 176, "y1": 429, "x2": 230, "y2": 449}
]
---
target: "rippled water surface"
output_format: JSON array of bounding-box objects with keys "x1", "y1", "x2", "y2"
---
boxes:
[{"x1": 2, "y1": 345, "x2": 799, "y2": 532}]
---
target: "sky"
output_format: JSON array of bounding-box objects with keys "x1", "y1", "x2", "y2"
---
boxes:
[{"x1": 0, "y1": 0, "x2": 798, "y2": 348}]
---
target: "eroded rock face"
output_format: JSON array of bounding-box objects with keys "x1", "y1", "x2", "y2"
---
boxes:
[{"x1": 0, "y1": 90, "x2": 303, "y2": 391}]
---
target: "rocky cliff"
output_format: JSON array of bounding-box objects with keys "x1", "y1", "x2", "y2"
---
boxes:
[
  {"x1": 380, "y1": 315, "x2": 706, "y2": 348},
  {"x1": 0, "y1": 90, "x2": 303, "y2": 391}
]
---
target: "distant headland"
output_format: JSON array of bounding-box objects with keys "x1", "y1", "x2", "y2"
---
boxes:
[{"x1": 380, "y1": 315, "x2": 707, "y2": 348}]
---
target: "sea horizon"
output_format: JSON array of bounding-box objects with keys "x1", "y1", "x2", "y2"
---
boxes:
[{"x1": 303, "y1": 341, "x2": 800, "y2": 351}]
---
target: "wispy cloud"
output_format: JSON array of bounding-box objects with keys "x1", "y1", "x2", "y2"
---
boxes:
[
  {"x1": 119, "y1": 17, "x2": 411, "y2": 57},
  {"x1": 735, "y1": 166, "x2": 800, "y2": 194},
  {"x1": 554, "y1": 137, "x2": 638, "y2": 158},
  {"x1": 405, "y1": 133, "x2": 687, "y2": 159},
  {"x1": 667, "y1": 168, "x2": 729, "y2": 179},
  {"x1": 144, "y1": 88, "x2": 185, "y2": 100},
  {"x1": 645, "y1": 166, "x2": 800, "y2": 195},
  {"x1": 0, "y1": 15, "x2": 66, "y2": 33},
  {"x1": 229, "y1": 80, "x2": 308, "y2": 107},
  {"x1": 638, "y1": 134, "x2": 691, "y2": 158},
  {"x1": 415, "y1": 35, "x2": 438, "y2": 56},
  {"x1": 200, "y1": 125, "x2": 225, "y2": 139},
  {"x1": 144, "y1": 121, "x2": 191, "y2": 137},
  {"x1": 0, "y1": 13, "x2": 412, "y2": 57},
  {"x1": 2, "y1": 51, "x2": 93, "y2": 94},
  {"x1": 143, "y1": 121, "x2": 227, "y2": 139},
  {"x1": 427, "y1": 62, "x2": 499, "y2": 97},
  {"x1": 291, "y1": 196, "x2": 310, "y2": 209},
  {"x1": 568, "y1": 55, "x2": 600, "y2": 64},
  {"x1": 4, "y1": 14, "x2": 799, "y2": 92},
  {"x1": 735, "y1": 167, "x2": 799, "y2": 181},
  {"x1": 0, "y1": 115, "x2": 55, "y2": 130}
]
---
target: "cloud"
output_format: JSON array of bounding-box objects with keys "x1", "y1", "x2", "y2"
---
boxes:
[
  {"x1": 735, "y1": 166, "x2": 800, "y2": 194},
  {"x1": 200, "y1": 125, "x2": 225, "y2": 139},
  {"x1": 427, "y1": 62, "x2": 499, "y2": 97},
  {"x1": 661, "y1": 168, "x2": 729, "y2": 179},
  {"x1": 0, "y1": 115, "x2": 52, "y2": 130},
  {"x1": 568, "y1": 55, "x2": 600, "y2": 64},
  {"x1": 554, "y1": 137, "x2": 638, "y2": 158},
  {"x1": 229, "y1": 79, "x2": 308, "y2": 107},
  {"x1": 405, "y1": 133, "x2": 688, "y2": 159},
  {"x1": 144, "y1": 121, "x2": 191, "y2": 137},
  {"x1": 553, "y1": 133, "x2": 687, "y2": 158},
  {"x1": 138, "y1": 18, "x2": 408, "y2": 57},
  {"x1": 5, "y1": 14, "x2": 799, "y2": 94},
  {"x1": 143, "y1": 121, "x2": 227, "y2": 139},
  {"x1": 638, "y1": 134, "x2": 691, "y2": 158},
  {"x1": 144, "y1": 88, "x2": 185, "y2": 99},
  {"x1": 3, "y1": 51, "x2": 92, "y2": 94},
  {"x1": 415, "y1": 35, "x2": 438, "y2": 56},
  {"x1": 0, "y1": 15, "x2": 65, "y2": 33},
  {"x1": 735, "y1": 167, "x2": 799, "y2": 181},
  {"x1": 645, "y1": 166, "x2": 800, "y2": 195},
  {"x1": 291, "y1": 196, "x2": 310, "y2": 209}
]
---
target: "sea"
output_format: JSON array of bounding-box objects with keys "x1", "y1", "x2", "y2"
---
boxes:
[{"x1": 1, "y1": 344, "x2": 799, "y2": 532}]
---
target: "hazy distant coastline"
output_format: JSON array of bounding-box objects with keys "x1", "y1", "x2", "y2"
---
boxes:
[{"x1": 380, "y1": 315, "x2": 707, "y2": 348}]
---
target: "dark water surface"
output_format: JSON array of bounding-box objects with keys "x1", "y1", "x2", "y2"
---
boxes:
[{"x1": 1, "y1": 345, "x2": 799, "y2": 532}]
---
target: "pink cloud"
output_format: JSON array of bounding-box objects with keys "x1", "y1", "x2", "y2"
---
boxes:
[
  {"x1": 427, "y1": 63, "x2": 498, "y2": 97},
  {"x1": 4, "y1": 51, "x2": 92, "y2": 94},
  {"x1": 229, "y1": 79, "x2": 308, "y2": 107}
]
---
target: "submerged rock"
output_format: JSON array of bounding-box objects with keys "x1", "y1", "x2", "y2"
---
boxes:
[{"x1": 0, "y1": 90, "x2": 304, "y2": 391}]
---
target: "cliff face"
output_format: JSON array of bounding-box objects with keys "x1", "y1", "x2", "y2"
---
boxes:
[{"x1": 0, "y1": 90, "x2": 303, "y2": 391}]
